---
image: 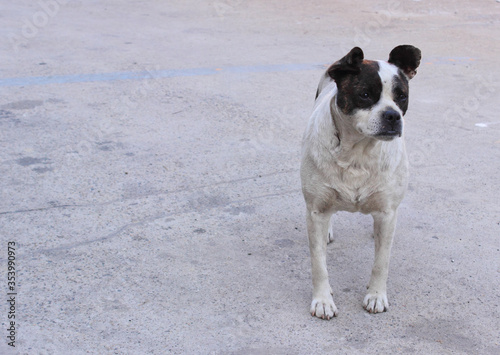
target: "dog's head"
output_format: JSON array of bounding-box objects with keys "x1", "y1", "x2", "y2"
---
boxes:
[{"x1": 327, "y1": 45, "x2": 421, "y2": 140}]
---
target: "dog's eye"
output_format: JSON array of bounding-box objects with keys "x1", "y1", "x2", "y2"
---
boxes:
[
  {"x1": 397, "y1": 93, "x2": 407, "y2": 102},
  {"x1": 359, "y1": 92, "x2": 370, "y2": 100}
]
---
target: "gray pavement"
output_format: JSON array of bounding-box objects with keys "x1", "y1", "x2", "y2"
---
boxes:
[{"x1": 1, "y1": 1, "x2": 499, "y2": 354}]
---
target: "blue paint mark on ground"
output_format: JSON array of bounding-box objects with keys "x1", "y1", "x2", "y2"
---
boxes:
[
  {"x1": 0, "y1": 57, "x2": 474, "y2": 87},
  {"x1": 423, "y1": 56, "x2": 476, "y2": 65},
  {"x1": 0, "y1": 63, "x2": 326, "y2": 87}
]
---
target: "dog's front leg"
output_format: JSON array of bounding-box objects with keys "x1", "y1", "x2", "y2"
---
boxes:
[
  {"x1": 364, "y1": 210, "x2": 398, "y2": 313},
  {"x1": 307, "y1": 209, "x2": 338, "y2": 319}
]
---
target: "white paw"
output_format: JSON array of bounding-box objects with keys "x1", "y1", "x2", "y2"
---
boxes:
[
  {"x1": 311, "y1": 294, "x2": 338, "y2": 320},
  {"x1": 363, "y1": 292, "x2": 388, "y2": 313}
]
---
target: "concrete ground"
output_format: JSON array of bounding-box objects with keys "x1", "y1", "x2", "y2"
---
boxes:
[{"x1": 1, "y1": 0, "x2": 499, "y2": 354}]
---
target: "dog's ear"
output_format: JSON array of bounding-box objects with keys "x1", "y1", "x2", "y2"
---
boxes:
[
  {"x1": 388, "y1": 45, "x2": 421, "y2": 79},
  {"x1": 327, "y1": 47, "x2": 364, "y2": 81}
]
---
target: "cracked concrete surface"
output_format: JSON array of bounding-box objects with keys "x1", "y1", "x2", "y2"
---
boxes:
[{"x1": 0, "y1": 0, "x2": 499, "y2": 354}]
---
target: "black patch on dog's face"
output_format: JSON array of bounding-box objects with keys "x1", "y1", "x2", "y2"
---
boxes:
[
  {"x1": 392, "y1": 71, "x2": 410, "y2": 115},
  {"x1": 334, "y1": 60, "x2": 382, "y2": 115}
]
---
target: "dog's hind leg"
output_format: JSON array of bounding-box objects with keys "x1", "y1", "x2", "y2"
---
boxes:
[
  {"x1": 363, "y1": 210, "x2": 397, "y2": 313},
  {"x1": 307, "y1": 208, "x2": 338, "y2": 319}
]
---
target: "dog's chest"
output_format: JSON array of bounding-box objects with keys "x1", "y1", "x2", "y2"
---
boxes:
[
  {"x1": 331, "y1": 166, "x2": 378, "y2": 210},
  {"x1": 326, "y1": 157, "x2": 406, "y2": 213}
]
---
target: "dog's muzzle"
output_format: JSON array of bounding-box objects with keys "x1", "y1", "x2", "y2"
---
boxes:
[{"x1": 376, "y1": 109, "x2": 402, "y2": 140}]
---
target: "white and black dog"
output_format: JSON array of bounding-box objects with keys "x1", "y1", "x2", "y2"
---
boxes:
[{"x1": 300, "y1": 45, "x2": 421, "y2": 319}]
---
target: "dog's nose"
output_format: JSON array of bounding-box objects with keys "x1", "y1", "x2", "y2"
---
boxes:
[{"x1": 382, "y1": 110, "x2": 401, "y2": 123}]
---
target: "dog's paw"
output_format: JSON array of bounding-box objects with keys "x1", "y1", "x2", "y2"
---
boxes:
[
  {"x1": 363, "y1": 292, "x2": 388, "y2": 314},
  {"x1": 311, "y1": 294, "x2": 338, "y2": 320}
]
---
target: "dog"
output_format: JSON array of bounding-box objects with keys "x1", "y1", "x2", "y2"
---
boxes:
[{"x1": 300, "y1": 45, "x2": 421, "y2": 319}]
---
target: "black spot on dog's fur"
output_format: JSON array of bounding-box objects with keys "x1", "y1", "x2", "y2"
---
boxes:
[
  {"x1": 326, "y1": 48, "x2": 385, "y2": 114},
  {"x1": 392, "y1": 71, "x2": 410, "y2": 114},
  {"x1": 331, "y1": 60, "x2": 382, "y2": 115}
]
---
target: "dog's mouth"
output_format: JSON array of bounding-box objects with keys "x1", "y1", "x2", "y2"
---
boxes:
[{"x1": 375, "y1": 130, "x2": 402, "y2": 141}]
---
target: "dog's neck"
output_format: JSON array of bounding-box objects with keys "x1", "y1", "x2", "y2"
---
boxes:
[{"x1": 330, "y1": 102, "x2": 376, "y2": 149}]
